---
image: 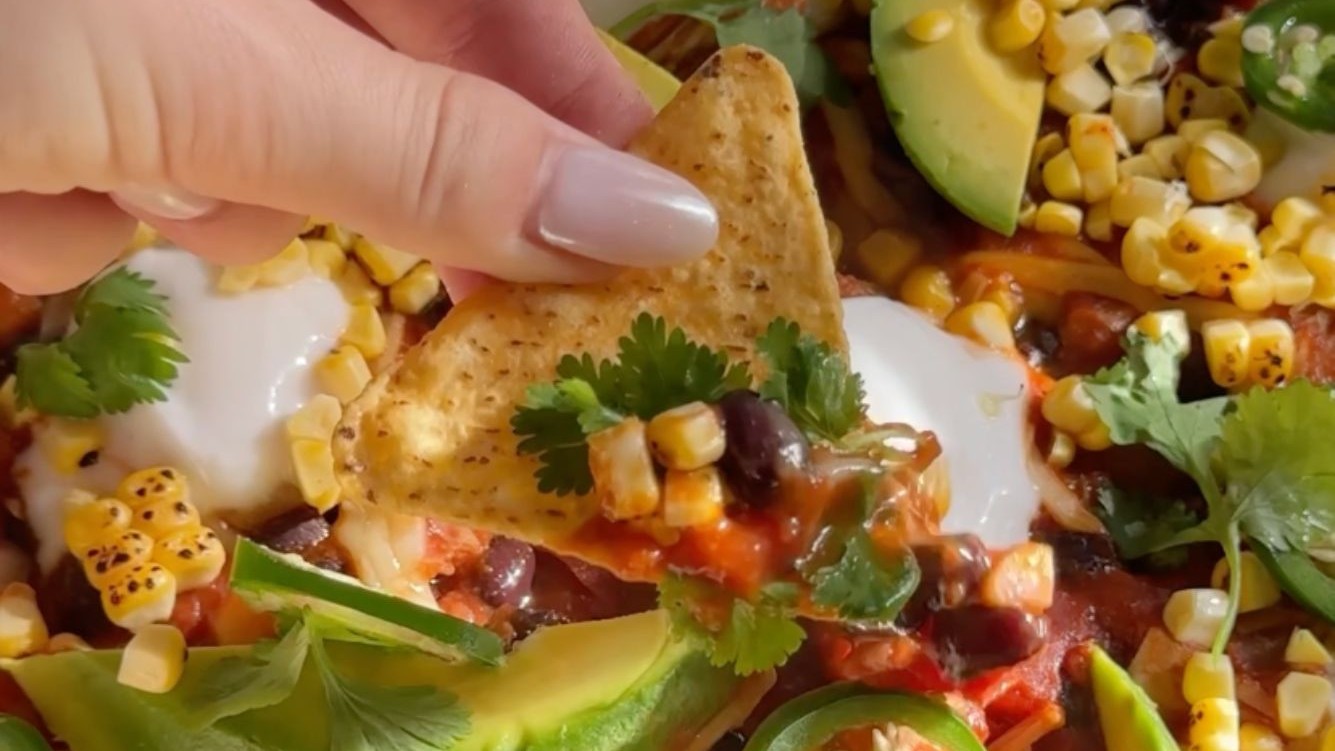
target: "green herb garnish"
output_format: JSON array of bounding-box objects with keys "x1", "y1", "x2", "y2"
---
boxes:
[
  {"x1": 659, "y1": 574, "x2": 806, "y2": 676},
  {"x1": 810, "y1": 528, "x2": 919, "y2": 622},
  {"x1": 1093, "y1": 486, "x2": 1195, "y2": 569},
  {"x1": 758, "y1": 319, "x2": 866, "y2": 444},
  {"x1": 16, "y1": 267, "x2": 187, "y2": 418}
]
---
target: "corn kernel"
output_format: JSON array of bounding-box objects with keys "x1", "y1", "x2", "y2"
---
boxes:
[
  {"x1": 1163, "y1": 588, "x2": 1229, "y2": 646},
  {"x1": 1202, "y1": 320, "x2": 1252, "y2": 388},
  {"x1": 1208, "y1": 551, "x2": 1281, "y2": 613},
  {"x1": 857, "y1": 229, "x2": 924, "y2": 290},
  {"x1": 1186, "y1": 131, "x2": 1264, "y2": 203},
  {"x1": 306, "y1": 239, "x2": 347, "y2": 279},
  {"x1": 216, "y1": 265, "x2": 261, "y2": 294},
  {"x1": 663, "y1": 466, "x2": 726, "y2": 528},
  {"x1": 1246, "y1": 318, "x2": 1294, "y2": 388},
  {"x1": 1302, "y1": 223, "x2": 1335, "y2": 286},
  {"x1": 1178, "y1": 118, "x2": 1231, "y2": 144},
  {"x1": 1068, "y1": 114, "x2": 1122, "y2": 203},
  {"x1": 646, "y1": 402, "x2": 726, "y2": 472},
  {"x1": 900, "y1": 265, "x2": 956, "y2": 323},
  {"x1": 1239, "y1": 723, "x2": 1284, "y2": 751},
  {"x1": 1184, "y1": 652, "x2": 1236, "y2": 703},
  {"x1": 126, "y1": 223, "x2": 158, "y2": 253},
  {"x1": 46, "y1": 633, "x2": 91, "y2": 654},
  {"x1": 389, "y1": 264, "x2": 442, "y2": 316},
  {"x1": 257, "y1": 238, "x2": 310, "y2": 287},
  {"x1": 132, "y1": 497, "x2": 201, "y2": 539},
  {"x1": 1166, "y1": 207, "x2": 1262, "y2": 297},
  {"x1": 351, "y1": 238, "x2": 420, "y2": 286},
  {"x1": 153, "y1": 527, "x2": 226, "y2": 591},
  {"x1": 588, "y1": 418, "x2": 662, "y2": 521},
  {"x1": 63, "y1": 497, "x2": 133, "y2": 555},
  {"x1": 1198, "y1": 36, "x2": 1245, "y2": 88},
  {"x1": 322, "y1": 223, "x2": 359, "y2": 251},
  {"x1": 979, "y1": 542, "x2": 1055, "y2": 613},
  {"x1": 1042, "y1": 375, "x2": 1101, "y2": 435},
  {"x1": 1039, "y1": 8, "x2": 1112, "y2": 75},
  {"x1": 1047, "y1": 64, "x2": 1112, "y2": 115},
  {"x1": 1104, "y1": 32, "x2": 1158, "y2": 85},
  {"x1": 316, "y1": 346, "x2": 372, "y2": 405},
  {"x1": 1118, "y1": 154, "x2": 1164, "y2": 180},
  {"x1": 1086, "y1": 200, "x2": 1113, "y2": 242},
  {"x1": 1229, "y1": 266, "x2": 1274, "y2": 313},
  {"x1": 1030, "y1": 132, "x2": 1065, "y2": 188},
  {"x1": 42, "y1": 419, "x2": 104, "y2": 475},
  {"x1": 102, "y1": 564, "x2": 177, "y2": 631},
  {"x1": 1121, "y1": 218, "x2": 1173, "y2": 287},
  {"x1": 1277, "y1": 672, "x2": 1333, "y2": 738},
  {"x1": 80, "y1": 529, "x2": 154, "y2": 589},
  {"x1": 336, "y1": 260, "x2": 383, "y2": 307},
  {"x1": 290, "y1": 439, "x2": 341, "y2": 513},
  {"x1": 1133, "y1": 310, "x2": 1191, "y2": 348},
  {"x1": 1188, "y1": 697, "x2": 1241, "y2": 751},
  {"x1": 1110, "y1": 176, "x2": 1190, "y2": 228},
  {"x1": 1076, "y1": 419, "x2": 1112, "y2": 451},
  {"x1": 341, "y1": 304, "x2": 387, "y2": 360},
  {"x1": 1042, "y1": 149, "x2": 1085, "y2": 202},
  {"x1": 906, "y1": 9, "x2": 954, "y2": 42},
  {"x1": 1144, "y1": 135, "x2": 1190, "y2": 179},
  {"x1": 1047, "y1": 431, "x2": 1076, "y2": 469},
  {"x1": 1167, "y1": 73, "x2": 1250, "y2": 130},
  {"x1": 991, "y1": 0, "x2": 1045, "y2": 52},
  {"x1": 118, "y1": 624, "x2": 187, "y2": 694},
  {"x1": 944, "y1": 301, "x2": 1015, "y2": 350},
  {"x1": 1034, "y1": 201, "x2": 1084, "y2": 236},
  {"x1": 117, "y1": 467, "x2": 188, "y2": 509},
  {"x1": 1266, "y1": 251, "x2": 1317, "y2": 305},
  {"x1": 0, "y1": 584, "x2": 49, "y2": 659},
  {"x1": 287, "y1": 394, "x2": 343, "y2": 442},
  {"x1": 1275, "y1": 197, "x2": 1324, "y2": 241},
  {"x1": 1104, "y1": 6, "x2": 1148, "y2": 35},
  {"x1": 1285, "y1": 628, "x2": 1333, "y2": 666}
]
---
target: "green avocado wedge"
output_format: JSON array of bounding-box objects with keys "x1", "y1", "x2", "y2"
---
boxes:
[
  {"x1": 5, "y1": 611, "x2": 741, "y2": 751},
  {"x1": 1089, "y1": 645, "x2": 1179, "y2": 751},
  {"x1": 870, "y1": 0, "x2": 1045, "y2": 235}
]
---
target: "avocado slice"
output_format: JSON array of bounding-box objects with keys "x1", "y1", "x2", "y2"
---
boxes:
[
  {"x1": 597, "y1": 28, "x2": 681, "y2": 112},
  {"x1": 5, "y1": 611, "x2": 740, "y2": 751},
  {"x1": 1089, "y1": 646, "x2": 1179, "y2": 751},
  {"x1": 869, "y1": 0, "x2": 1045, "y2": 235}
]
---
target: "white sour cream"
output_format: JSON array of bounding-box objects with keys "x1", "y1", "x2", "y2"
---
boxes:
[
  {"x1": 842, "y1": 297, "x2": 1041, "y2": 548},
  {"x1": 18, "y1": 247, "x2": 349, "y2": 571}
]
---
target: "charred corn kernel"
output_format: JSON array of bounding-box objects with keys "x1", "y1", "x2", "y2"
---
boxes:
[
  {"x1": 1144, "y1": 135, "x2": 1190, "y2": 179},
  {"x1": 1111, "y1": 176, "x2": 1190, "y2": 227},
  {"x1": 906, "y1": 10, "x2": 954, "y2": 42},
  {"x1": 351, "y1": 238, "x2": 419, "y2": 286},
  {"x1": 1039, "y1": 8, "x2": 1112, "y2": 74},
  {"x1": 1118, "y1": 154, "x2": 1164, "y2": 180},
  {"x1": 1209, "y1": 551, "x2": 1281, "y2": 613},
  {"x1": 1166, "y1": 207, "x2": 1261, "y2": 297},
  {"x1": 1104, "y1": 32, "x2": 1158, "y2": 85},
  {"x1": 335, "y1": 259, "x2": 382, "y2": 307},
  {"x1": 944, "y1": 301, "x2": 1015, "y2": 350},
  {"x1": 1105, "y1": 5, "x2": 1148, "y2": 34},
  {"x1": 1163, "y1": 588, "x2": 1229, "y2": 646},
  {"x1": 646, "y1": 402, "x2": 726, "y2": 471},
  {"x1": 287, "y1": 395, "x2": 343, "y2": 442},
  {"x1": 117, "y1": 467, "x2": 188, "y2": 509},
  {"x1": 1068, "y1": 114, "x2": 1121, "y2": 202},
  {"x1": 1133, "y1": 310, "x2": 1191, "y2": 348},
  {"x1": 1285, "y1": 628, "x2": 1333, "y2": 666},
  {"x1": 1186, "y1": 131, "x2": 1264, "y2": 202},
  {"x1": 1184, "y1": 652, "x2": 1236, "y2": 703},
  {"x1": 1042, "y1": 149, "x2": 1085, "y2": 201},
  {"x1": 1229, "y1": 266, "x2": 1275, "y2": 312},
  {"x1": 316, "y1": 346, "x2": 372, "y2": 404},
  {"x1": 153, "y1": 527, "x2": 226, "y2": 591},
  {"x1": 1302, "y1": 224, "x2": 1335, "y2": 287},
  {"x1": 991, "y1": 0, "x2": 1045, "y2": 52},
  {"x1": 1086, "y1": 200, "x2": 1113, "y2": 241},
  {"x1": 216, "y1": 265, "x2": 261, "y2": 294},
  {"x1": 389, "y1": 263, "x2": 441, "y2": 315},
  {"x1": 322, "y1": 223, "x2": 358, "y2": 251},
  {"x1": 1266, "y1": 251, "x2": 1317, "y2": 305},
  {"x1": 257, "y1": 238, "x2": 310, "y2": 287},
  {"x1": 42, "y1": 419, "x2": 104, "y2": 475},
  {"x1": 979, "y1": 542, "x2": 1055, "y2": 613},
  {"x1": 1034, "y1": 201, "x2": 1083, "y2": 236},
  {"x1": 588, "y1": 418, "x2": 662, "y2": 521},
  {"x1": 1274, "y1": 197, "x2": 1324, "y2": 241},
  {"x1": 1238, "y1": 723, "x2": 1284, "y2": 751},
  {"x1": 118, "y1": 624, "x2": 186, "y2": 694},
  {"x1": 63, "y1": 497, "x2": 133, "y2": 555},
  {"x1": 900, "y1": 265, "x2": 956, "y2": 322},
  {"x1": 341, "y1": 304, "x2": 387, "y2": 360},
  {"x1": 102, "y1": 564, "x2": 177, "y2": 631},
  {"x1": 80, "y1": 530, "x2": 154, "y2": 589},
  {"x1": 1076, "y1": 419, "x2": 1112, "y2": 451},
  {"x1": 290, "y1": 439, "x2": 340, "y2": 513},
  {"x1": 1122, "y1": 217, "x2": 1172, "y2": 287},
  {"x1": 1188, "y1": 697, "x2": 1240, "y2": 751},
  {"x1": 1178, "y1": 118, "x2": 1231, "y2": 144},
  {"x1": 1198, "y1": 36, "x2": 1244, "y2": 87},
  {"x1": 0, "y1": 584, "x2": 48, "y2": 658},
  {"x1": 1277, "y1": 672, "x2": 1333, "y2": 738},
  {"x1": 1047, "y1": 431, "x2": 1076, "y2": 469},
  {"x1": 1030, "y1": 132, "x2": 1065, "y2": 187},
  {"x1": 1042, "y1": 375, "x2": 1101, "y2": 435},
  {"x1": 46, "y1": 633, "x2": 91, "y2": 653},
  {"x1": 1167, "y1": 73, "x2": 1250, "y2": 129},
  {"x1": 1202, "y1": 320, "x2": 1252, "y2": 389},
  {"x1": 1046, "y1": 64, "x2": 1112, "y2": 115},
  {"x1": 1246, "y1": 318, "x2": 1295, "y2": 388},
  {"x1": 132, "y1": 497, "x2": 201, "y2": 539},
  {"x1": 306, "y1": 239, "x2": 347, "y2": 279},
  {"x1": 857, "y1": 229, "x2": 924, "y2": 289},
  {"x1": 662, "y1": 466, "x2": 726, "y2": 528}
]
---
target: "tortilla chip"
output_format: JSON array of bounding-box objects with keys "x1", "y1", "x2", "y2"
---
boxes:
[{"x1": 333, "y1": 45, "x2": 843, "y2": 578}]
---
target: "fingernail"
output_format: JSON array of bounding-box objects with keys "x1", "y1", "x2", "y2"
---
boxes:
[
  {"x1": 536, "y1": 147, "x2": 718, "y2": 266},
  {"x1": 111, "y1": 184, "x2": 220, "y2": 221}
]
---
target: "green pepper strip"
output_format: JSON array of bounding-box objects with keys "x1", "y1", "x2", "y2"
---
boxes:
[
  {"x1": 743, "y1": 683, "x2": 984, "y2": 751},
  {"x1": 1251, "y1": 541, "x2": 1335, "y2": 623},
  {"x1": 1242, "y1": 0, "x2": 1335, "y2": 133},
  {"x1": 0, "y1": 714, "x2": 50, "y2": 751}
]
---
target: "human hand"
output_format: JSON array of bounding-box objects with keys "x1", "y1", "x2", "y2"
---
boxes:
[{"x1": 0, "y1": 0, "x2": 719, "y2": 296}]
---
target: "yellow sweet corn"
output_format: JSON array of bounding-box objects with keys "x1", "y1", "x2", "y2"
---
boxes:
[
  {"x1": 102, "y1": 564, "x2": 177, "y2": 631},
  {"x1": 1188, "y1": 697, "x2": 1241, "y2": 751},
  {"x1": 0, "y1": 583, "x2": 49, "y2": 659},
  {"x1": 1046, "y1": 65, "x2": 1112, "y2": 115},
  {"x1": 1143, "y1": 134, "x2": 1190, "y2": 179},
  {"x1": 1110, "y1": 176, "x2": 1190, "y2": 228},
  {"x1": 351, "y1": 238, "x2": 420, "y2": 286},
  {"x1": 1086, "y1": 200, "x2": 1113, "y2": 242},
  {"x1": 1133, "y1": 310, "x2": 1190, "y2": 347},
  {"x1": 118, "y1": 624, "x2": 187, "y2": 694},
  {"x1": 857, "y1": 229, "x2": 924, "y2": 290},
  {"x1": 335, "y1": 260, "x2": 383, "y2": 307},
  {"x1": 1166, "y1": 207, "x2": 1261, "y2": 297},
  {"x1": 1103, "y1": 32, "x2": 1158, "y2": 85},
  {"x1": 1202, "y1": 320, "x2": 1252, "y2": 388},
  {"x1": 826, "y1": 220, "x2": 844, "y2": 260},
  {"x1": 1210, "y1": 551, "x2": 1282, "y2": 613},
  {"x1": 990, "y1": 0, "x2": 1045, "y2": 52},
  {"x1": 588, "y1": 418, "x2": 662, "y2": 521},
  {"x1": 1104, "y1": 5, "x2": 1148, "y2": 34},
  {"x1": 900, "y1": 265, "x2": 956, "y2": 323},
  {"x1": 1034, "y1": 201, "x2": 1084, "y2": 236},
  {"x1": 1167, "y1": 73, "x2": 1251, "y2": 129},
  {"x1": 126, "y1": 223, "x2": 158, "y2": 253},
  {"x1": 389, "y1": 263, "x2": 442, "y2": 316},
  {"x1": 63, "y1": 497, "x2": 133, "y2": 555},
  {"x1": 1068, "y1": 114, "x2": 1122, "y2": 203},
  {"x1": 1273, "y1": 197, "x2": 1324, "y2": 243},
  {"x1": 1265, "y1": 251, "x2": 1316, "y2": 305},
  {"x1": 153, "y1": 527, "x2": 226, "y2": 591},
  {"x1": 906, "y1": 9, "x2": 954, "y2": 42},
  {"x1": 1041, "y1": 376, "x2": 1101, "y2": 436},
  {"x1": 1047, "y1": 431, "x2": 1076, "y2": 469},
  {"x1": 1122, "y1": 218, "x2": 1173, "y2": 287},
  {"x1": 944, "y1": 301, "x2": 1015, "y2": 350},
  {"x1": 1285, "y1": 628, "x2": 1334, "y2": 666},
  {"x1": 341, "y1": 304, "x2": 387, "y2": 360},
  {"x1": 42, "y1": 419, "x2": 104, "y2": 475},
  {"x1": 81, "y1": 530, "x2": 154, "y2": 589},
  {"x1": 216, "y1": 265, "x2": 261, "y2": 294},
  {"x1": 1178, "y1": 118, "x2": 1231, "y2": 144},
  {"x1": 1042, "y1": 148, "x2": 1085, "y2": 201},
  {"x1": 1259, "y1": 226, "x2": 1291, "y2": 257},
  {"x1": 1198, "y1": 36, "x2": 1245, "y2": 88},
  {"x1": 1118, "y1": 154, "x2": 1164, "y2": 180},
  {"x1": 322, "y1": 223, "x2": 359, "y2": 251},
  {"x1": 1184, "y1": 652, "x2": 1236, "y2": 703},
  {"x1": 1076, "y1": 420, "x2": 1112, "y2": 451},
  {"x1": 290, "y1": 439, "x2": 341, "y2": 513},
  {"x1": 1245, "y1": 318, "x2": 1295, "y2": 388},
  {"x1": 1030, "y1": 132, "x2": 1065, "y2": 187},
  {"x1": 1229, "y1": 265, "x2": 1275, "y2": 313},
  {"x1": 257, "y1": 238, "x2": 310, "y2": 287},
  {"x1": 1238, "y1": 723, "x2": 1284, "y2": 751},
  {"x1": 45, "y1": 633, "x2": 91, "y2": 654},
  {"x1": 1163, "y1": 588, "x2": 1229, "y2": 646},
  {"x1": 646, "y1": 402, "x2": 726, "y2": 472},
  {"x1": 979, "y1": 542, "x2": 1055, "y2": 613},
  {"x1": 132, "y1": 497, "x2": 201, "y2": 540},
  {"x1": 1276, "y1": 672, "x2": 1333, "y2": 738},
  {"x1": 117, "y1": 467, "x2": 188, "y2": 509},
  {"x1": 306, "y1": 239, "x2": 347, "y2": 279},
  {"x1": 1186, "y1": 131, "x2": 1264, "y2": 203},
  {"x1": 1018, "y1": 200, "x2": 1038, "y2": 230},
  {"x1": 662, "y1": 466, "x2": 726, "y2": 528},
  {"x1": 287, "y1": 394, "x2": 343, "y2": 442},
  {"x1": 1302, "y1": 224, "x2": 1335, "y2": 293},
  {"x1": 316, "y1": 346, "x2": 372, "y2": 405},
  {"x1": 1039, "y1": 8, "x2": 1112, "y2": 75}
]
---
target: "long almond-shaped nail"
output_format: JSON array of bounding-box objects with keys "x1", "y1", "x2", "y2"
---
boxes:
[
  {"x1": 536, "y1": 147, "x2": 718, "y2": 266},
  {"x1": 111, "y1": 184, "x2": 220, "y2": 221}
]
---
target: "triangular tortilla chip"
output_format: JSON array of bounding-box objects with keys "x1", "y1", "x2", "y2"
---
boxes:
[{"x1": 333, "y1": 46, "x2": 844, "y2": 580}]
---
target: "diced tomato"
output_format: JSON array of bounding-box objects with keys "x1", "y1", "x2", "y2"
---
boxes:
[
  {"x1": 1056, "y1": 293, "x2": 1138, "y2": 373},
  {"x1": 420, "y1": 520, "x2": 490, "y2": 579},
  {"x1": 673, "y1": 518, "x2": 777, "y2": 594},
  {"x1": 436, "y1": 589, "x2": 493, "y2": 626},
  {"x1": 1291, "y1": 305, "x2": 1335, "y2": 384}
]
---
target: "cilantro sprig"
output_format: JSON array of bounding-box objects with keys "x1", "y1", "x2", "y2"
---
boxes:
[
  {"x1": 16, "y1": 267, "x2": 187, "y2": 418},
  {"x1": 659, "y1": 574, "x2": 805, "y2": 676},
  {"x1": 1084, "y1": 324, "x2": 1335, "y2": 648},
  {"x1": 757, "y1": 319, "x2": 866, "y2": 444}
]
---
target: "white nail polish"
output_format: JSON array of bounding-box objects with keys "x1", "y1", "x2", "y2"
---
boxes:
[
  {"x1": 536, "y1": 147, "x2": 718, "y2": 267},
  {"x1": 111, "y1": 184, "x2": 220, "y2": 221}
]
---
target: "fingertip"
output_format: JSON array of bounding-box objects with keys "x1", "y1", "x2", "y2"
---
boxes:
[{"x1": 136, "y1": 202, "x2": 307, "y2": 265}]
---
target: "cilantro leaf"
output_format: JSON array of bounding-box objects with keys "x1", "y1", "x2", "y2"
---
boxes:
[
  {"x1": 14, "y1": 344, "x2": 98, "y2": 418},
  {"x1": 809, "y1": 529, "x2": 919, "y2": 622},
  {"x1": 1094, "y1": 485, "x2": 1198, "y2": 565},
  {"x1": 75, "y1": 268, "x2": 169, "y2": 321},
  {"x1": 184, "y1": 620, "x2": 312, "y2": 728},
  {"x1": 616, "y1": 314, "x2": 752, "y2": 419},
  {"x1": 757, "y1": 318, "x2": 865, "y2": 444},
  {"x1": 659, "y1": 574, "x2": 804, "y2": 676}
]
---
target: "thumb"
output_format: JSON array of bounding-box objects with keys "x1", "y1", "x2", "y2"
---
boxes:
[{"x1": 0, "y1": 0, "x2": 718, "y2": 284}]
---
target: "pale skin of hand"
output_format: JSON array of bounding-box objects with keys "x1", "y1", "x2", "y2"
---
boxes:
[{"x1": 0, "y1": 0, "x2": 719, "y2": 298}]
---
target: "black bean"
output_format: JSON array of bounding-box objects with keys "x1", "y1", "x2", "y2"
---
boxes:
[
  {"x1": 933, "y1": 605, "x2": 1047, "y2": 678},
  {"x1": 479, "y1": 537, "x2": 536, "y2": 608},
  {"x1": 716, "y1": 390, "x2": 810, "y2": 506},
  {"x1": 898, "y1": 535, "x2": 989, "y2": 629},
  {"x1": 248, "y1": 506, "x2": 331, "y2": 554},
  {"x1": 711, "y1": 731, "x2": 748, "y2": 751}
]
